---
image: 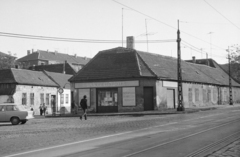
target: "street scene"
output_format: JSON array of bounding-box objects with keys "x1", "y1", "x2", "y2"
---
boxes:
[
  {"x1": 0, "y1": 105, "x2": 240, "y2": 157},
  {"x1": 0, "y1": 1, "x2": 240, "y2": 157}
]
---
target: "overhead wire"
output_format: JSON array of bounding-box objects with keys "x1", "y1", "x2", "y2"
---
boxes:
[
  {"x1": 182, "y1": 41, "x2": 227, "y2": 59},
  {"x1": 0, "y1": 32, "x2": 175, "y2": 43},
  {"x1": 203, "y1": 0, "x2": 240, "y2": 30},
  {"x1": 112, "y1": 0, "x2": 226, "y2": 51}
]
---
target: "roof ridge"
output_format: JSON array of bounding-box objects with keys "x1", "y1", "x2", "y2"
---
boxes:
[{"x1": 136, "y1": 52, "x2": 158, "y2": 77}]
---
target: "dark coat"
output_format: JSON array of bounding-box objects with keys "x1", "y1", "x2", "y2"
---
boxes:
[{"x1": 80, "y1": 98, "x2": 87, "y2": 109}]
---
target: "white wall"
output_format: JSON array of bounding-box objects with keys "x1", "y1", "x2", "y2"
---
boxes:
[{"x1": 57, "y1": 89, "x2": 71, "y2": 114}]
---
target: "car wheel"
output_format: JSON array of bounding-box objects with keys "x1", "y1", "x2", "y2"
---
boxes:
[
  {"x1": 21, "y1": 120, "x2": 27, "y2": 124},
  {"x1": 11, "y1": 117, "x2": 20, "y2": 125}
]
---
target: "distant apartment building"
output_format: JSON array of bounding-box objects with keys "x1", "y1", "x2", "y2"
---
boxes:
[{"x1": 16, "y1": 50, "x2": 90, "y2": 71}]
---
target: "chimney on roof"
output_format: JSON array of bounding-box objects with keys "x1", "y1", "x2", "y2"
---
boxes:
[
  {"x1": 63, "y1": 60, "x2": 67, "y2": 74},
  {"x1": 74, "y1": 54, "x2": 77, "y2": 58},
  {"x1": 27, "y1": 50, "x2": 31, "y2": 55},
  {"x1": 126, "y1": 36, "x2": 135, "y2": 49},
  {"x1": 32, "y1": 49, "x2": 34, "y2": 53},
  {"x1": 192, "y1": 56, "x2": 196, "y2": 63}
]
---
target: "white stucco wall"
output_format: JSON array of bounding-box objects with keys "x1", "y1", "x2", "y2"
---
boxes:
[
  {"x1": 13, "y1": 85, "x2": 58, "y2": 115},
  {"x1": 57, "y1": 89, "x2": 71, "y2": 114}
]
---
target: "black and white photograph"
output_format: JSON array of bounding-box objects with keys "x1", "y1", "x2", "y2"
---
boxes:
[{"x1": 0, "y1": 0, "x2": 240, "y2": 157}]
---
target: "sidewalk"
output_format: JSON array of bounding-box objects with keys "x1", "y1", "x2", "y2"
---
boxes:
[{"x1": 44, "y1": 103, "x2": 240, "y2": 118}]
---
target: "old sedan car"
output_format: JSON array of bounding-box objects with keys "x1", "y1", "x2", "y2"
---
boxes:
[{"x1": 0, "y1": 103, "x2": 34, "y2": 125}]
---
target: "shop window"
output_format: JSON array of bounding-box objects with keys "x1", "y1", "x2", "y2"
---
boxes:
[
  {"x1": 98, "y1": 89, "x2": 118, "y2": 107},
  {"x1": 60, "y1": 94, "x2": 64, "y2": 104},
  {"x1": 22, "y1": 93, "x2": 27, "y2": 105},
  {"x1": 66, "y1": 94, "x2": 69, "y2": 104},
  {"x1": 46, "y1": 94, "x2": 50, "y2": 106},
  {"x1": 40, "y1": 93, "x2": 44, "y2": 105},
  {"x1": 30, "y1": 93, "x2": 34, "y2": 105}
]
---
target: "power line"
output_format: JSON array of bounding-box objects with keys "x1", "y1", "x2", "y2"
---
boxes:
[
  {"x1": 182, "y1": 41, "x2": 226, "y2": 59},
  {"x1": 203, "y1": 0, "x2": 240, "y2": 30},
  {"x1": 0, "y1": 32, "x2": 175, "y2": 43},
  {"x1": 112, "y1": 0, "x2": 225, "y2": 50}
]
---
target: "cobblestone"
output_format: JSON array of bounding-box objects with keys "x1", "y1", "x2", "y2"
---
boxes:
[{"x1": 0, "y1": 115, "x2": 175, "y2": 156}]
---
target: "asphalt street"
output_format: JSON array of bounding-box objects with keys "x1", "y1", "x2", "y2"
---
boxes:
[{"x1": 0, "y1": 105, "x2": 240, "y2": 157}]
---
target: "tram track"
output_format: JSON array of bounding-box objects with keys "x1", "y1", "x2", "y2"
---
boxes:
[
  {"x1": 122, "y1": 116, "x2": 240, "y2": 157},
  {"x1": 185, "y1": 131, "x2": 240, "y2": 157}
]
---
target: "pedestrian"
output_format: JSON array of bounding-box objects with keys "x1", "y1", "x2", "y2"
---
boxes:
[
  {"x1": 39, "y1": 104, "x2": 43, "y2": 116},
  {"x1": 80, "y1": 95, "x2": 88, "y2": 120},
  {"x1": 43, "y1": 103, "x2": 47, "y2": 116},
  {"x1": 71, "y1": 101, "x2": 75, "y2": 114}
]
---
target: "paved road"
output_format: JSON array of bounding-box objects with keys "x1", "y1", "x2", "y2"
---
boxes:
[{"x1": 1, "y1": 106, "x2": 240, "y2": 157}]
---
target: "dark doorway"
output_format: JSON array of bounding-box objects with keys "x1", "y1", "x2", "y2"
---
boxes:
[
  {"x1": 143, "y1": 87, "x2": 154, "y2": 111},
  {"x1": 51, "y1": 95, "x2": 56, "y2": 115},
  {"x1": 97, "y1": 88, "x2": 118, "y2": 113}
]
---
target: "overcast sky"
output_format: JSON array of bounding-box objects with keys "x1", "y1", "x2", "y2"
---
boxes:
[{"x1": 0, "y1": 0, "x2": 239, "y2": 64}]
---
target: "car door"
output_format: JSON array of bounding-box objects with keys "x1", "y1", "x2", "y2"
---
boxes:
[
  {"x1": 0, "y1": 105, "x2": 6, "y2": 122},
  {"x1": 5, "y1": 105, "x2": 15, "y2": 121}
]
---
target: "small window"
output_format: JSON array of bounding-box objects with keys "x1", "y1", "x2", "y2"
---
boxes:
[
  {"x1": 46, "y1": 94, "x2": 50, "y2": 106},
  {"x1": 65, "y1": 94, "x2": 69, "y2": 104},
  {"x1": 30, "y1": 93, "x2": 34, "y2": 105},
  {"x1": 60, "y1": 94, "x2": 64, "y2": 104},
  {"x1": 0, "y1": 105, "x2": 5, "y2": 111},
  {"x1": 6, "y1": 105, "x2": 14, "y2": 111},
  {"x1": 40, "y1": 93, "x2": 44, "y2": 105},
  {"x1": 22, "y1": 93, "x2": 27, "y2": 105}
]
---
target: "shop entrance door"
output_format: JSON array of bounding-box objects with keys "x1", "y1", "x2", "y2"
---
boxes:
[
  {"x1": 97, "y1": 88, "x2": 118, "y2": 113},
  {"x1": 143, "y1": 87, "x2": 154, "y2": 111}
]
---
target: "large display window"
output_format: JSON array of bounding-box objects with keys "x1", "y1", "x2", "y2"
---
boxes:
[{"x1": 97, "y1": 88, "x2": 118, "y2": 113}]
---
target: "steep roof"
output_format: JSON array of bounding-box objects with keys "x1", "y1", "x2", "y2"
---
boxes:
[
  {"x1": 28, "y1": 63, "x2": 78, "y2": 75},
  {"x1": 0, "y1": 69, "x2": 58, "y2": 87},
  {"x1": 0, "y1": 51, "x2": 17, "y2": 59},
  {"x1": 69, "y1": 47, "x2": 156, "y2": 82},
  {"x1": 44, "y1": 71, "x2": 72, "y2": 89},
  {"x1": 70, "y1": 47, "x2": 240, "y2": 87},
  {"x1": 16, "y1": 50, "x2": 90, "y2": 65}
]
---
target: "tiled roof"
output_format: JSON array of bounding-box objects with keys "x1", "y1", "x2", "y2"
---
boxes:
[
  {"x1": 44, "y1": 71, "x2": 72, "y2": 89},
  {"x1": 70, "y1": 47, "x2": 240, "y2": 87},
  {"x1": 0, "y1": 69, "x2": 58, "y2": 87},
  {"x1": 28, "y1": 63, "x2": 78, "y2": 75},
  {"x1": 0, "y1": 51, "x2": 16, "y2": 58},
  {"x1": 70, "y1": 47, "x2": 156, "y2": 82},
  {"x1": 17, "y1": 50, "x2": 90, "y2": 65}
]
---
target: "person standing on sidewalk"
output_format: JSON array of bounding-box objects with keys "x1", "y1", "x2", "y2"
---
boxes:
[{"x1": 80, "y1": 95, "x2": 88, "y2": 120}]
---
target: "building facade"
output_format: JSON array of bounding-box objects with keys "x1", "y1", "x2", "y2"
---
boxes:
[{"x1": 70, "y1": 45, "x2": 240, "y2": 113}]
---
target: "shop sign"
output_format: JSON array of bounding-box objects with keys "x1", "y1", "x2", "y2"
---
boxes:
[
  {"x1": 163, "y1": 81, "x2": 177, "y2": 88},
  {"x1": 75, "y1": 80, "x2": 139, "y2": 88}
]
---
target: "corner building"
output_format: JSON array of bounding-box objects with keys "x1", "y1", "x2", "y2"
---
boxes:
[{"x1": 69, "y1": 47, "x2": 240, "y2": 113}]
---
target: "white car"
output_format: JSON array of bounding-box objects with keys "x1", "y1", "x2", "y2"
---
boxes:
[{"x1": 0, "y1": 103, "x2": 34, "y2": 125}]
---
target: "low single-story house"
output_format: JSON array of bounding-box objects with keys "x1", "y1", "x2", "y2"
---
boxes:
[
  {"x1": 43, "y1": 71, "x2": 73, "y2": 114},
  {"x1": 69, "y1": 38, "x2": 240, "y2": 113},
  {"x1": 0, "y1": 68, "x2": 73, "y2": 115}
]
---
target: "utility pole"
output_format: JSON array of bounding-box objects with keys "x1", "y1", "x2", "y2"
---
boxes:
[
  {"x1": 177, "y1": 20, "x2": 184, "y2": 111},
  {"x1": 227, "y1": 46, "x2": 233, "y2": 105},
  {"x1": 122, "y1": 8, "x2": 124, "y2": 47}
]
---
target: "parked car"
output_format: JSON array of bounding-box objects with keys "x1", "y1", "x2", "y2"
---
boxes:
[{"x1": 0, "y1": 103, "x2": 34, "y2": 125}]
